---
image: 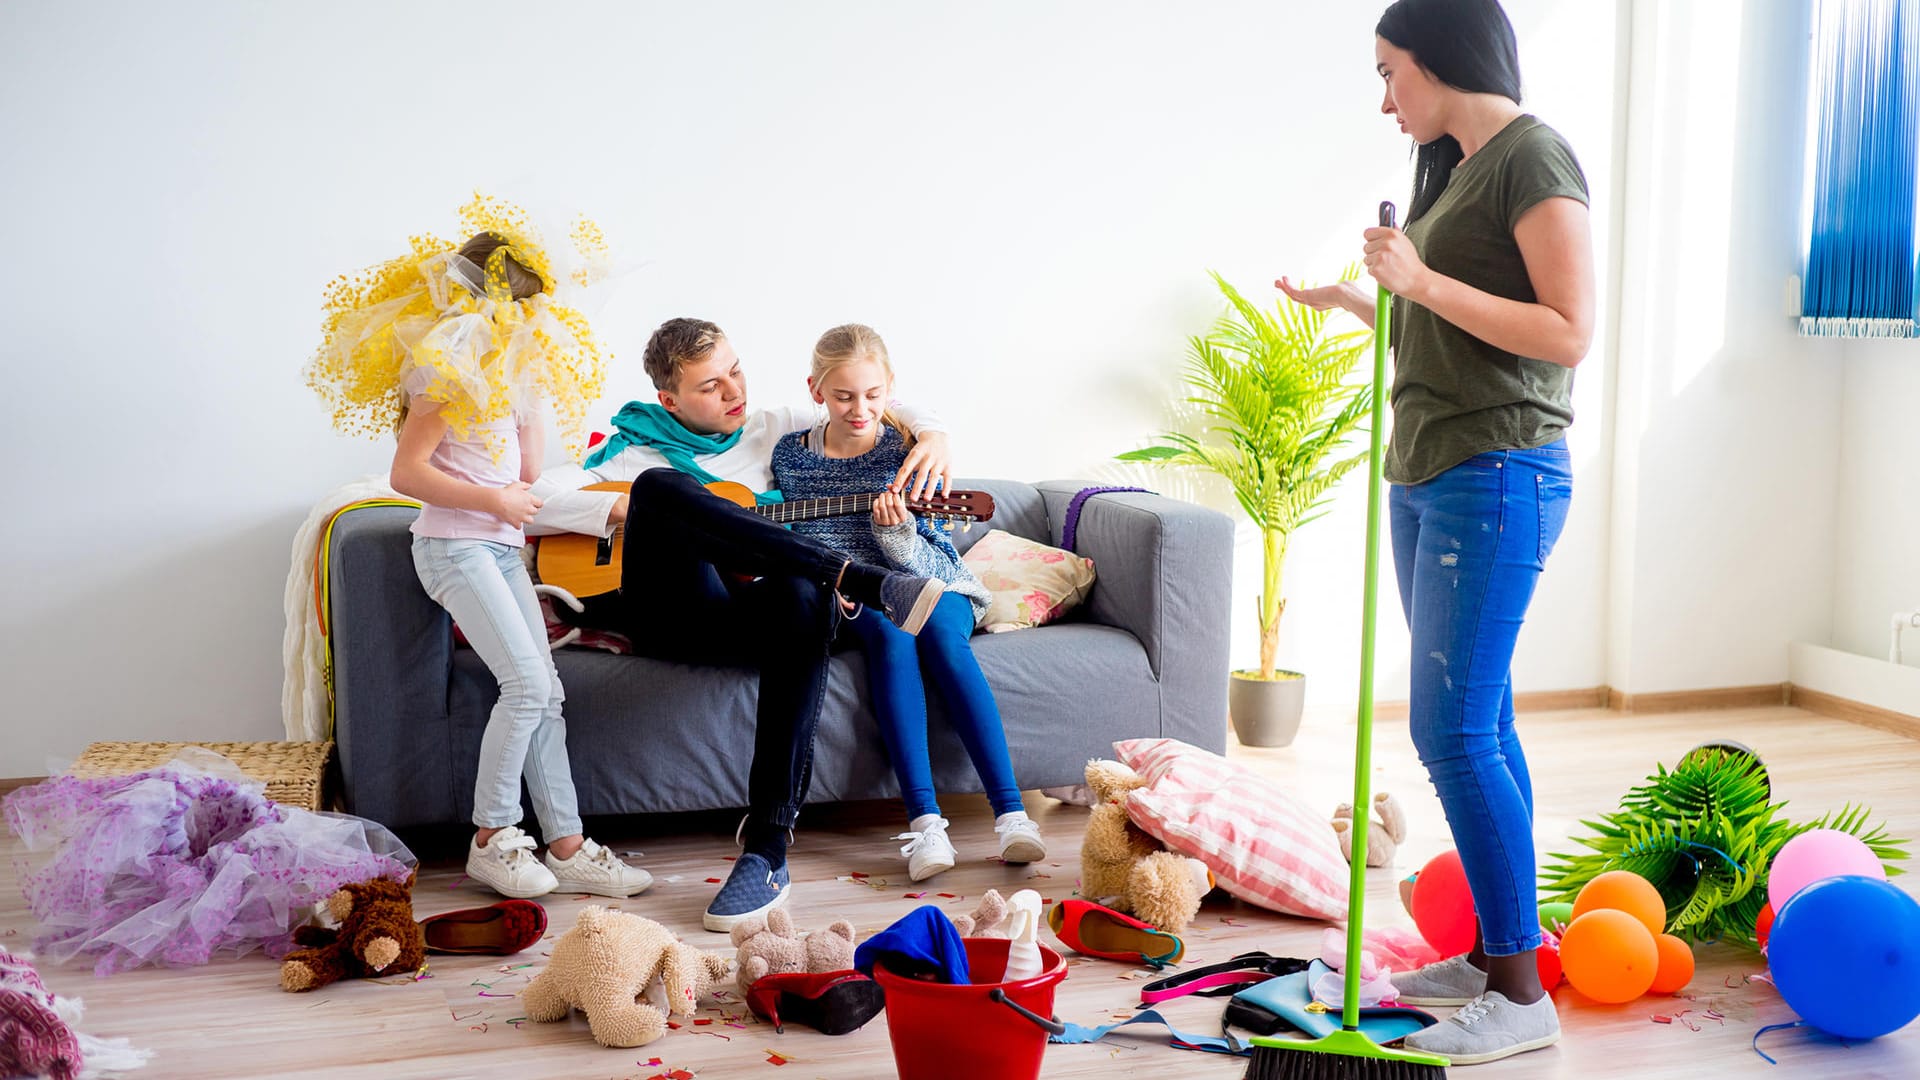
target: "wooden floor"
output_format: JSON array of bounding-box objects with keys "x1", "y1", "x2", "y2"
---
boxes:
[{"x1": 6, "y1": 704, "x2": 1919, "y2": 1079}]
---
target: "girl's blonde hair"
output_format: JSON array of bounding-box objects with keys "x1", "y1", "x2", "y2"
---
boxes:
[{"x1": 811, "y1": 323, "x2": 914, "y2": 450}]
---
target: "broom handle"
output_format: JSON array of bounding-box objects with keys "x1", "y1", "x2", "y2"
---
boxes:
[{"x1": 1344, "y1": 200, "x2": 1396, "y2": 1033}]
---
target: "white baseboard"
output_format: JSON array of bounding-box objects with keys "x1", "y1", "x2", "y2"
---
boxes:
[{"x1": 1789, "y1": 642, "x2": 1920, "y2": 719}]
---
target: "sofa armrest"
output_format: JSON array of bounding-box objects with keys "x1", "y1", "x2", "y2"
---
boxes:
[
  {"x1": 326, "y1": 505, "x2": 455, "y2": 819},
  {"x1": 1036, "y1": 482, "x2": 1233, "y2": 751}
]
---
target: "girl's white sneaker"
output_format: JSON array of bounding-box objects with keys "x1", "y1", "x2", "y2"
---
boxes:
[
  {"x1": 896, "y1": 815, "x2": 957, "y2": 882},
  {"x1": 995, "y1": 812, "x2": 1047, "y2": 864}
]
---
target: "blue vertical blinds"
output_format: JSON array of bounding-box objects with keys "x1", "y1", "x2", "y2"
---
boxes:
[{"x1": 1801, "y1": 0, "x2": 1920, "y2": 337}]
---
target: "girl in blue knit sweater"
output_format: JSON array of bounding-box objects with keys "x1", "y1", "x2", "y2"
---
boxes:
[{"x1": 769, "y1": 324, "x2": 1046, "y2": 882}]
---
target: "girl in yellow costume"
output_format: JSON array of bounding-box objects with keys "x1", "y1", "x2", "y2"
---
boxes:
[{"x1": 305, "y1": 194, "x2": 651, "y2": 901}]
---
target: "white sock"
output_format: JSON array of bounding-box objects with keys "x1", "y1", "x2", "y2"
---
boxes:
[
  {"x1": 995, "y1": 810, "x2": 1032, "y2": 829},
  {"x1": 910, "y1": 813, "x2": 944, "y2": 835}
]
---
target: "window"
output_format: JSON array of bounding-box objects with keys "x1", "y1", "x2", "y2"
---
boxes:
[{"x1": 1801, "y1": 0, "x2": 1919, "y2": 337}]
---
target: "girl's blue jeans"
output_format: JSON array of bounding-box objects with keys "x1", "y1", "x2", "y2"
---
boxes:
[
  {"x1": 1390, "y1": 440, "x2": 1572, "y2": 957},
  {"x1": 842, "y1": 591, "x2": 1023, "y2": 822}
]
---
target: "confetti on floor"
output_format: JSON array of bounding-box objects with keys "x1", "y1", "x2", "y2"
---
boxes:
[
  {"x1": 765, "y1": 1049, "x2": 794, "y2": 1066},
  {"x1": 706, "y1": 878, "x2": 723, "y2": 884},
  {"x1": 905, "y1": 891, "x2": 926, "y2": 899}
]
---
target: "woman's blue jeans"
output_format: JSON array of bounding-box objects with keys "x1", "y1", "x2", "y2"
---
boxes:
[
  {"x1": 842, "y1": 591, "x2": 1022, "y2": 822},
  {"x1": 1390, "y1": 440, "x2": 1572, "y2": 957}
]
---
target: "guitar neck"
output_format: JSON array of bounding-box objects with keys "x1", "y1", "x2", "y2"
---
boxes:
[{"x1": 754, "y1": 493, "x2": 881, "y2": 524}]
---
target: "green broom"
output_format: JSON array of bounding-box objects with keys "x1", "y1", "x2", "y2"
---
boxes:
[{"x1": 1246, "y1": 202, "x2": 1448, "y2": 1080}]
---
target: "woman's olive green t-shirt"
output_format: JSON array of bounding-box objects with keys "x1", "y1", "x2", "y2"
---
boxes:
[{"x1": 1387, "y1": 114, "x2": 1589, "y2": 485}]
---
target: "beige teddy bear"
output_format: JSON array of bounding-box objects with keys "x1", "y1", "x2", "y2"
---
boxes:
[
  {"x1": 1332, "y1": 791, "x2": 1408, "y2": 868},
  {"x1": 729, "y1": 890, "x2": 1010, "y2": 994},
  {"x1": 1081, "y1": 760, "x2": 1214, "y2": 935},
  {"x1": 729, "y1": 908, "x2": 859, "y2": 995},
  {"x1": 523, "y1": 906, "x2": 731, "y2": 1048}
]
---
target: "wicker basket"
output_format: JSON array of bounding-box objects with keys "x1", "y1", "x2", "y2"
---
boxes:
[{"x1": 68, "y1": 741, "x2": 335, "y2": 811}]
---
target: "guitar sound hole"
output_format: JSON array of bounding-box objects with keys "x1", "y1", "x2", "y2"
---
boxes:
[{"x1": 595, "y1": 537, "x2": 614, "y2": 567}]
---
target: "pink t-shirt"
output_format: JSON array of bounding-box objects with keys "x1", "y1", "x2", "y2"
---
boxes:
[{"x1": 410, "y1": 416, "x2": 525, "y2": 547}]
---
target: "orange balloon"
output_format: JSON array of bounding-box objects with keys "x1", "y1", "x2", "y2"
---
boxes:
[
  {"x1": 1649, "y1": 933, "x2": 1695, "y2": 995},
  {"x1": 1560, "y1": 909, "x2": 1659, "y2": 1003},
  {"x1": 1572, "y1": 870, "x2": 1666, "y2": 938},
  {"x1": 1755, "y1": 903, "x2": 1776, "y2": 950}
]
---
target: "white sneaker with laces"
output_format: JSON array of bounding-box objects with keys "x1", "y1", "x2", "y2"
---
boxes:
[
  {"x1": 545, "y1": 838, "x2": 654, "y2": 897},
  {"x1": 1402, "y1": 990, "x2": 1561, "y2": 1065},
  {"x1": 895, "y1": 815, "x2": 957, "y2": 882},
  {"x1": 467, "y1": 826, "x2": 558, "y2": 899},
  {"x1": 995, "y1": 811, "x2": 1047, "y2": 863}
]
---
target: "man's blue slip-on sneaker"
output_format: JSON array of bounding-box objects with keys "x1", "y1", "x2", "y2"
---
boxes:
[{"x1": 703, "y1": 852, "x2": 792, "y2": 933}]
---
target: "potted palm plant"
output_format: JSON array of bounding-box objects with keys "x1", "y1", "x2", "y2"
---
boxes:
[
  {"x1": 1538, "y1": 744, "x2": 1907, "y2": 946},
  {"x1": 1120, "y1": 270, "x2": 1372, "y2": 747}
]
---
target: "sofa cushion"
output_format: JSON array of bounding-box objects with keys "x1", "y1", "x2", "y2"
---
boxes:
[{"x1": 961, "y1": 530, "x2": 1098, "y2": 633}]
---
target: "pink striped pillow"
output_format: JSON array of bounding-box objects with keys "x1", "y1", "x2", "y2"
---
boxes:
[{"x1": 1115, "y1": 738, "x2": 1348, "y2": 921}]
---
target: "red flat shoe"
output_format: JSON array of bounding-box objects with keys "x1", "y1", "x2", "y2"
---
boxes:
[
  {"x1": 744, "y1": 970, "x2": 886, "y2": 1035},
  {"x1": 418, "y1": 899, "x2": 547, "y2": 956},
  {"x1": 1046, "y1": 899, "x2": 1184, "y2": 967}
]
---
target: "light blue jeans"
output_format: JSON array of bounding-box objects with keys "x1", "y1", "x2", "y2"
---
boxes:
[
  {"x1": 411, "y1": 536, "x2": 582, "y2": 839},
  {"x1": 1390, "y1": 440, "x2": 1573, "y2": 957}
]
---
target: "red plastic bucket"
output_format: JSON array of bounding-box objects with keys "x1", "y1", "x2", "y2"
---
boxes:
[{"x1": 875, "y1": 936, "x2": 1067, "y2": 1080}]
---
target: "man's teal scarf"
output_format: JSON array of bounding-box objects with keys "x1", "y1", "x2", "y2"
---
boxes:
[{"x1": 583, "y1": 403, "x2": 783, "y2": 504}]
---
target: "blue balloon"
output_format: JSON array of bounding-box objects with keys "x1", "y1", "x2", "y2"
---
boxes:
[{"x1": 1769, "y1": 875, "x2": 1920, "y2": 1040}]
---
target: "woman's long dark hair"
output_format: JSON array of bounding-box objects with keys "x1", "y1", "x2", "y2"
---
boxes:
[{"x1": 1377, "y1": 0, "x2": 1524, "y2": 222}]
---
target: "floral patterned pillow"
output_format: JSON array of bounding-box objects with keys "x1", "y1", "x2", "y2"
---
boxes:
[{"x1": 959, "y1": 529, "x2": 1097, "y2": 633}]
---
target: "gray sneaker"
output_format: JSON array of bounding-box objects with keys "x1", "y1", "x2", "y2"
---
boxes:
[
  {"x1": 1390, "y1": 954, "x2": 1488, "y2": 1006},
  {"x1": 1403, "y1": 991, "x2": 1561, "y2": 1066}
]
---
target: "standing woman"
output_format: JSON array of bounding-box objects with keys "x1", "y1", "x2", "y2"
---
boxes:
[{"x1": 1279, "y1": 0, "x2": 1592, "y2": 1065}]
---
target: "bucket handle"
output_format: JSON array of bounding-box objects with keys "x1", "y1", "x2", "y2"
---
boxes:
[{"x1": 988, "y1": 988, "x2": 1066, "y2": 1035}]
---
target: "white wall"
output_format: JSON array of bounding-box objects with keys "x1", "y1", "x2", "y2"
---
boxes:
[
  {"x1": 0, "y1": 0, "x2": 1805, "y2": 779},
  {"x1": 1606, "y1": 0, "x2": 1845, "y2": 694},
  {"x1": 1830, "y1": 339, "x2": 1920, "y2": 666}
]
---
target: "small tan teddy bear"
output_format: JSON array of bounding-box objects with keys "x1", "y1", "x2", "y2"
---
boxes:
[
  {"x1": 729, "y1": 908, "x2": 861, "y2": 995},
  {"x1": 523, "y1": 906, "x2": 731, "y2": 1048},
  {"x1": 1332, "y1": 791, "x2": 1408, "y2": 868},
  {"x1": 1081, "y1": 760, "x2": 1214, "y2": 935},
  {"x1": 730, "y1": 891, "x2": 1011, "y2": 994}
]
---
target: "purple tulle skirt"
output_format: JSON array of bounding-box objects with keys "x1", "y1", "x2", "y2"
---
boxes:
[{"x1": 3, "y1": 750, "x2": 414, "y2": 975}]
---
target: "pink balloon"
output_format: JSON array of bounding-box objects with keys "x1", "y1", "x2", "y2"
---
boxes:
[{"x1": 1769, "y1": 829, "x2": 1886, "y2": 912}]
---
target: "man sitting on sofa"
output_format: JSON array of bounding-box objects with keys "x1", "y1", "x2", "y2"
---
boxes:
[{"x1": 528, "y1": 317, "x2": 954, "y2": 931}]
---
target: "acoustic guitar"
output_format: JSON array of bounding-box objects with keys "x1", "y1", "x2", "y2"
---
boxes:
[{"x1": 534, "y1": 480, "x2": 997, "y2": 600}]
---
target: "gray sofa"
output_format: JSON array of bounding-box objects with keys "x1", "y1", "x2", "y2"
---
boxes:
[{"x1": 326, "y1": 480, "x2": 1233, "y2": 829}]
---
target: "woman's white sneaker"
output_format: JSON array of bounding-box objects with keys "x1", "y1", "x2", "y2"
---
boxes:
[
  {"x1": 544, "y1": 838, "x2": 654, "y2": 897},
  {"x1": 994, "y1": 811, "x2": 1047, "y2": 864},
  {"x1": 896, "y1": 815, "x2": 957, "y2": 882},
  {"x1": 467, "y1": 826, "x2": 558, "y2": 898},
  {"x1": 1402, "y1": 990, "x2": 1561, "y2": 1065}
]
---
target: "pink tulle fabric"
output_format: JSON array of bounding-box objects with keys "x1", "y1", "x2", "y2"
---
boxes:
[{"x1": 2, "y1": 751, "x2": 414, "y2": 976}]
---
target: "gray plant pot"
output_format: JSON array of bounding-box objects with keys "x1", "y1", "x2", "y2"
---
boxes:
[{"x1": 1229, "y1": 670, "x2": 1307, "y2": 748}]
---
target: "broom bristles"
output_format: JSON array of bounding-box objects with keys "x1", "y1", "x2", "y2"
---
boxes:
[{"x1": 1244, "y1": 1030, "x2": 1448, "y2": 1080}]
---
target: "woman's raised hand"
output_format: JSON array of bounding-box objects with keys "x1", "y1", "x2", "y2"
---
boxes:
[{"x1": 1276, "y1": 276, "x2": 1361, "y2": 312}]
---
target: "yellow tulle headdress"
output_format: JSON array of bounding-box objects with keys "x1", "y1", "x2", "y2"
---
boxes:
[{"x1": 304, "y1": 192, "x2": 612, "y2": 458}]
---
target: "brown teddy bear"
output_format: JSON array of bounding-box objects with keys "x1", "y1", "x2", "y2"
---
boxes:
[
  {"x1": 523, "y1": 906, "x2": 730, "y2": 1049},
  {"x1": 279, "y1": 875, "x2": 426, "y2": 992},
  {"x1": 1081, "y1": 760, "x2": 1214, "y2": 935}
]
